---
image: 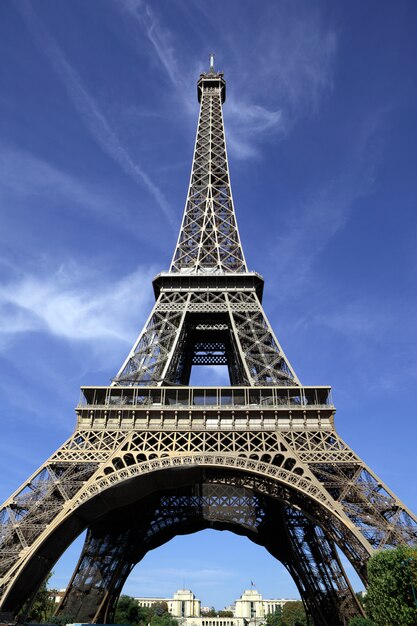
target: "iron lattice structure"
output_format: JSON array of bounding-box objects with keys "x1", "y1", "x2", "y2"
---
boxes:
[{"x1": 1, "y1": 58, "x2": 416, "y2": 626}]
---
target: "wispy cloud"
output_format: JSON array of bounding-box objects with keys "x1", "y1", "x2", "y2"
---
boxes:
[
  {"x1": 17, "y1": 2, "x2": 175, "y2": 228},
  {"x1": 0, "y1": 261, "x2": 155, "y2": 347},
  {"x1": 224, "y1": 101, "x2": 284, "y2": 159},
  {"x1": 0, "y1": 145, "x2": 141, "y2": 236},
  {"x1": 119, "y1": 0, "x2": 286, "y2": 158},
  {"x1": 271, "y1": 171, "x2": 373, "y2": 300},
  {"x1": 123, "y1": 0, "x2": 181, "y2": 89},
  {"x1": 225, "y1": 9, "x2": 336, "y2": 158},
  {"x1": 129, "y1": 566, "x2": 235, "y2": 583},
  {"x1": 268, "y1": 98, "x2": 396, "y2": 305},
  {"x1": 119, "y1": 1, "x2": 337, "y2": 160},
  {"x1": 262, "y1": 9, "x2": 337, "y2": 114},
  {"x1": 119, "y1": 0, "x2": 195, "y2": 111},
  {"x1": 310, "y1": 301, "x2": 387, "y2": 338},
  {"x1": 124, "y1": 565, "x2": 236, "y2": 596}
]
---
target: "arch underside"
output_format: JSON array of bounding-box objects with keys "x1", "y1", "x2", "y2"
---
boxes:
[
  {"x1": 55, "y1": 470, "x2": 363, "y2": 626},
  {"x1": 2, "y1": 440, "x2": 416, "y2": 626}
]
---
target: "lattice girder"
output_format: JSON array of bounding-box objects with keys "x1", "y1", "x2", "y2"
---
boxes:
[
  {"x1": 114, "y1": 288, "x2": 299, "y2": 386},
  {"x1": 170, "y1": 74, "x2": 246, "y2": 273},
  {"x1": 56, "y1": 483, "x2": 363, "y2": 626},
  {"x1": 1, "y1": 389, "x2": 416, "y2": 617}
]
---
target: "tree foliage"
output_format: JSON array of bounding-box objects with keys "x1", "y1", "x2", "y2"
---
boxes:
[
  {"x1": 153, "y1": 601, "x2": 169, "y2": 616},
  {"x1": 22, "y1": 573, "x2": 57, "y2": 623},
  {"x1": 281, "y1": 601, "x2": 307, "y2": 626},
  {"x1": 114, "y1": 595, "x2": 144, "y2": 625},
  {"x1": 204, "y1": 607, "x2": 218, "y2": 617},
  {"x1": 365, "y1": 546, "x2": 417, "y2": 626},
  {"x1": 264, "y1": 602, "x2": 306, "y2": 626},
  {"x1": 265, "y1": 607, "x2": 282, "y2": 626},
  {"x1": 348, "y1": 617, "x2": 375, "y2": 626},
  {"x1": 114, "y1": 595, "x2": 178, "y2": 626}
]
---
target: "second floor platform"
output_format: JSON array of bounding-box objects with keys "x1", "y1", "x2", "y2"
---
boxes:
[{"x1": 76, "y1": 385, "x2": 335, "y2": 431}]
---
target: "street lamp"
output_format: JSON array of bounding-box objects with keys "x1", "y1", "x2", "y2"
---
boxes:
[{"x1": 401, "y1": 557, "x2": 417, "y2": 609}]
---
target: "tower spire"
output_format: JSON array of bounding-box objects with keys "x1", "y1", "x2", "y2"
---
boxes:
[{"x1": 170, "y1": 58, "x2": 246, "y2": 274}]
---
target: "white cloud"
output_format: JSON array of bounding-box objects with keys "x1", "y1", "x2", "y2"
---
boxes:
[
  {"x1": 261, "y1": 11, "x2": 337, "y2": 114},
  {"x1": 0, "y1": 261, "x2": 156, "y2": 346},
  {"x1": 0, "y1": 145, "x2": 133, "y2": 229},
  {"x1": 130, "y1": 566, "x2": 235, "y2": 582},
  {"x1": 124, "y1": 565, "x2": 236, "y2": 596},
  {"x1": 122, "y1": 0, "x2": 180, "y2": 89},
  {"x1": 17, "y1": 2, "x2": 175, "y2": 228},
  {"x1": 119, "y1": 0, "x2": 196, "y2": 113},
  {"x1": 117, "y1": 1, "x2": 337, "y2": 160},
  {"x1": 311, "y1": 302, "x2": 384, "y2": 337},
  {"x1": 224, "y1": 101, "x2": 284, "y2": 160},
  {"x1": 270, "y1": 168, "x2": 375, "y2": 301}
]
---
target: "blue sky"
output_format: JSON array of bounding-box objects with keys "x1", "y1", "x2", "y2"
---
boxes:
[{"x1": 1, "y1": 0, "x2": 417, "y2": 607}]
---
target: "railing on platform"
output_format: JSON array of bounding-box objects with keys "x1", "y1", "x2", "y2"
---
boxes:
[{"x1": 78, "y1": 385, "x2": 333, "y2": 411}]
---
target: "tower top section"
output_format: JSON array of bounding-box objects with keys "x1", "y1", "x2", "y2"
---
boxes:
[
  {"x1": 198, "y1": 53, "x2": 226, "y2": 103},
  {"x1": 170, "y1": 56, "x2": 247, "y2": 275}
]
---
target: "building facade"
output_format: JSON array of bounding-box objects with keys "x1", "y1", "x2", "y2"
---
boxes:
[
  {"x1": 136, "y1": 590, "x2": 201, "y2": 618},
  {"x1": 235, "y1": 589, "x2": 291, "y2": 619},
  {"x1": 134, "y1": 589, "x2": 297, "y2": 626}
]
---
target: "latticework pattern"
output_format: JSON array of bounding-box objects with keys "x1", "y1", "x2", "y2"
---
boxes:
[
  {"x1": 1, "y1": 416, "x2": 416, "y2": 601},
  {"x1": 114, "y1": 290, "x2": 298, "y2": 386},
  {"x1": 57, "y1": 485, "x2": 361, "y2": 625},
  {"x1": 170, "y1": 79, "x2": 246, "y2": 273}
]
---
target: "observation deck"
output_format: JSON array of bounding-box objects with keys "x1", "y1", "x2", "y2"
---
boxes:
[
  {"x1": 153, "y1": 271, "x2": 264, "y2": 300},
  {"x1": 197, "y1": 53, "x2": 226, "y2": 102},
  {"x1": 76, "y1": 385, "x2": 334, "y2": 431}
]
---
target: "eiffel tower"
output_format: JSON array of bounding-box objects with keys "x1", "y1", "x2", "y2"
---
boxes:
[{"x1": 1, "y1": 56, "x2": 416, "y2": 626}]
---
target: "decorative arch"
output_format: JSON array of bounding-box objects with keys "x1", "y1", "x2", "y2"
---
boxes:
[{"x1": 2, "y1": 455, "x2": 368, "y2": 626}]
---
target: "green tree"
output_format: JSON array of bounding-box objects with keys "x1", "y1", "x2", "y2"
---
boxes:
[
  {"x1": 281, "y1": 601, "x2": 307, "y2": 626},
  {"x1": 150, "y1": 614, "x2": 178, "y2": 626},
  {"x1": 348, "y1": 617, "x2": 374, "y2": 626},
  {"x1": 265, "y1": 607, "x2": 282, "y2": 626},
  {"x1": 152, "y1": 601, "x2": 169, "y2": 616},
  {"x1": 115, "y1": 596, "x2": 178, "y2": 626},
  {"x1": 149, "y1": 600, "x2": 178, "y2": 626},
  {"x1": 218, "y1": 611, "x2": 233, "y2": 617},
  {"x1": 22, "y1": 573, "x2": 57, "y2": 623},
  {"x1": 114, "y1": 595, "x2": 145, "y2": 625},
  {"x1": 205, "y1": 607, "x2": 218, "y2": 617},
  {"x1": 365, "y1": 546, "x2": 417, "y2": 626}
]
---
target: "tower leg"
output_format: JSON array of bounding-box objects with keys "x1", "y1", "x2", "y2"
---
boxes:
[{"x1": 57, "y1": 484, "x2": 364, "y2": 626}]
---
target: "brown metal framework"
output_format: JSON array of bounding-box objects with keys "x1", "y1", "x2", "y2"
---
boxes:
[{"x1": 0, "y1": 58, "x2": 416, "y2": 626}]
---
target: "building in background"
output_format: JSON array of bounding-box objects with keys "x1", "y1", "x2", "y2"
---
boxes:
[
  {"x1": 235, "y1": 589, "x2": 291, "y2": 620},
  {"x1": 134, "y1": 589, "x2": 297, "y2": 626},
  {"x1": 50, "y1": 589, "x2": 66, "y2": 605},
  {"x1": 136, "y1": 590, "x2": 200, "y2": 618}
]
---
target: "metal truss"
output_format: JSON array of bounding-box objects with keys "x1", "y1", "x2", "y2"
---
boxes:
[
  {"x1": 114, "y1": 290, "x2": 299, "y2": 386},
  {"x1": 1, "y1": 405, "x2": 416, "y2": 622},
  {"x1": 52, "y1": 483, "x2": 362, "y2": 626},
  {"x1": 1, "y1": 58, "x2": 416, "y2": 626},
  {"x1": 170, "y1": 66, "x2": 246, "y2": 273}
]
